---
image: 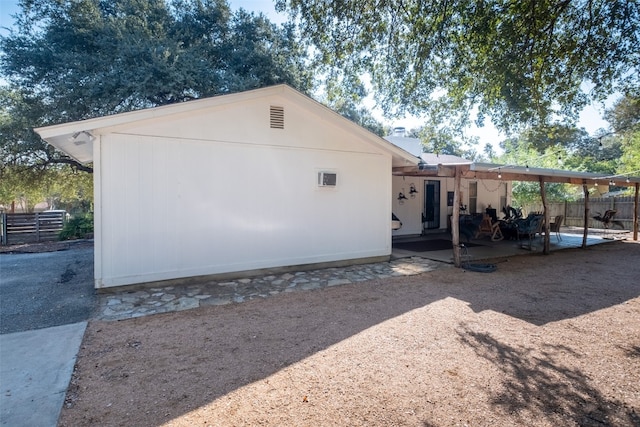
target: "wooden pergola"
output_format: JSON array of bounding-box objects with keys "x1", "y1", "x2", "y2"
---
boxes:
[{"x1": 393, "y1": 162, "x2": 640, "y2": 267}]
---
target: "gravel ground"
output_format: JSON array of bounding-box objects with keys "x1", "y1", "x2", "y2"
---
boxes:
[{"x1": 57, "y1": 240, "x2": 640, "y2": 426}]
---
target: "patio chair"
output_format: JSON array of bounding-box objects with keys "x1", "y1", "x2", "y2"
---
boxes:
[
  {"x1": 592, "y1": 210, "x2": 626, "y2": 238},
  {"x1": 593, "y1": 210, "x2": 624, "y2": 230},
  {"x1": 476, "y1": 213, "x2": 504, "y2": 241},
  {"x1": 459, "y1": 214, "x2": 484, "y2": 242},
  {"x1": 515, "y1": 214, "x2": 544, "y2": 250},
  {"x1": 549, "y1": 215, "x2": 564, "y2": 241}
]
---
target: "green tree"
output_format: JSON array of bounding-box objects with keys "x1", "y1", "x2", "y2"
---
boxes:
[
  {"x1": 278, "y1": 0, "x2": 639, "y2": 132},
  {"x1": 497, "y1": 137, "x2": 575, "y2": 204},
  {"x1": 0, "y1": 0, "x2": 313, "y2": 173},
  {"x1": 605, "y1": 93, "x2": 640, "y2": 134},
  {"x1": 415, "y1": 124, "x2": 464, "y2": 156},
  {"x1": 321, "y1": 74, "x2": 385, "y2": 136},
  {"x1": 0, "y1": 164, "x2": 92, "y2": 213},
  {"x1": 619, "y1": 132, "x2": 640, "y2": 178},
  {"x1": 605, "y1": 93, "x2": 640, "y2": 178}
]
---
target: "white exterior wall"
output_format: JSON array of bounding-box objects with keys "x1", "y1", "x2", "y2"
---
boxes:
[
  {"x1": 391, "y1": 176, "x2": 424, "y2": 236},
  {"x1": 94, "y1": 95, "x2": 392, "y2": 288},
  {"x1": 469, "y1": 179, "x2": 511, "y2": 214},
  {"x1": 391, "y1": 176, "x2": 511, "y2": 237}
]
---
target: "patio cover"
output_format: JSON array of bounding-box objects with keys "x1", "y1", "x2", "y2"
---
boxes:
[{"x1": 393, "y1": 161, "x2": 640, "y2": 265}]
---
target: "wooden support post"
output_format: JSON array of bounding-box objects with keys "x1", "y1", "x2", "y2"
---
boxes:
[
  {"x1": 634, "y1": 182, "x2": 639, "y2": 241},
  {"x1": 539, "y1": 176, "x2": 550, "y2": 254},
  {"x1": 452, "y1": 167, "x2": 462, "y2": 267},
  {"x1": 582, "y1": 182, "x2": 590, "y2": 249}
]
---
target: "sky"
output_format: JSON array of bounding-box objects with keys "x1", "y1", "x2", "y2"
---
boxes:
[{"x1": 0, "y1": 0, "x2": 614, "y2": 147}]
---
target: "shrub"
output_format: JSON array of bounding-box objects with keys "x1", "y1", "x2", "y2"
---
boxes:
[{"x1": 59, "y1": 212, "x2": 93, "y2": 240}]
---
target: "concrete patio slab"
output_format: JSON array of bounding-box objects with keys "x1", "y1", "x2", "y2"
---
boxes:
[{"x1": 392, "y1": 229, "x2": 629, "y2": 264}]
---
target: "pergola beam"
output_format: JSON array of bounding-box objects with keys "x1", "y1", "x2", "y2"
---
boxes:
[{"x1": 393, "y1": 168, "x2": 617, "y2": 185}]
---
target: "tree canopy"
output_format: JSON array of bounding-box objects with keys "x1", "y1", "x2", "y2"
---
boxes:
[
  {"x1": 0, "y1": 0, "x2": 313, "y2": 174},
  {"x1": 606, "y1": 93, "x2": 640, "y2": 177},
  {"x1": 277, "y1": 0, "x2": 640, "y2": 133}
]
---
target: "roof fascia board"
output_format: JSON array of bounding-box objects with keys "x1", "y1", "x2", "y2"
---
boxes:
[
  {"x1": 35, "y1": 84, "x2": 417, "y2": 166},
  {"x1": 35, "y1": 85, "x2": 287, "y2": 139}
]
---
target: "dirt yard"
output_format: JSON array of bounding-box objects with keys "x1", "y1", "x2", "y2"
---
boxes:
[{"x1": 59, "y1": 241, "x2": 639, "y2": 427}]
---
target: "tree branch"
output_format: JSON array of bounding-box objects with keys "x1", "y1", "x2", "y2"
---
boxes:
[{"x1": 46, "y1": 157, "x2": 93, "y2": 174}]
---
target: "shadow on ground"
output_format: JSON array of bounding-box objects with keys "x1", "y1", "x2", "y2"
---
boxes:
[
  {"x1": 457, "y1": 325, "x2": 639, "y2": 426},
  {"x1": 59, "y1": 241, "x2": 640, "y2": 426}
]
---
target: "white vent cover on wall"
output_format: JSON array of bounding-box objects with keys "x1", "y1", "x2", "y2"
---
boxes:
[
  {"x1": 270, "y1": 106, "x2": 284, "y2": 129},
  {"x1": 318, "y1": 171, "x2": 337, "y2": 187}
]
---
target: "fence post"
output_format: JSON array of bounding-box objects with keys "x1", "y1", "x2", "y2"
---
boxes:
[
  {"x1": 1, "y1": 212, "x2": 6, "y2": 245},
  {"x1": 35, "y1": 212, "x2": 40, "y2": 242}
]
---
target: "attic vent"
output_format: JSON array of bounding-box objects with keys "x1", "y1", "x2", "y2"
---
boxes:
[{"x1": 270, "y1": 106, "x2": 284, "y2": 129}]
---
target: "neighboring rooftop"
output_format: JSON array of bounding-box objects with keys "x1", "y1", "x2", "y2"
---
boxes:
[{"x1": 384, "y1": 127, "x2": 472, "y2": 166}]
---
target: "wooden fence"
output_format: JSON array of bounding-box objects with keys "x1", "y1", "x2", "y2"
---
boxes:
[
  {"x1": 0, "y1": 211, "x2": 66, "y2": 245},
  {"x1": 523, "y1": 197, "x2": 636, "y2": 229}
]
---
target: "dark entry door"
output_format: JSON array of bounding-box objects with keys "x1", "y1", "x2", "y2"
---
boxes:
[{"x1": 423, "y1": 180, "x2": 441, "y2": 230}]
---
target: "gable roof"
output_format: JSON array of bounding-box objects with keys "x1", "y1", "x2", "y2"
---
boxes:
[{"x1": 34, "y1": 85, "x2": 419, "y2": 168}]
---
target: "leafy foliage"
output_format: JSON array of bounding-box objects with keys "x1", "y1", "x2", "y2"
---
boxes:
[
  {"x1": 606, "y1": 92, "x2": 640, "y2": 134},
  {"x1": 278, "y1": 0, "x2": 640, "y2": 132},
  {"x1": 321, "y1": 75, "x2": 385, "y2": 136},
  {"x1": 606, "y1": 93, "x2": 640, "y2": 178},
  {"x1": 0, "y1": 0, "x2": 314, "y2": 173},
  {"x1": 59, "y1": 212, "x2": 94, "y2": 241},
  {"x1": 497, "y1": 136, "x2": 575, "y2": 204},
  {"x1": 0, "y1": 163, "x2": 92, "y2": 213}
]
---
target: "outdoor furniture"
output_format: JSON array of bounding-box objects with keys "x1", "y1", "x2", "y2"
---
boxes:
[
  {"x1": 486, "y1": 208, "x2": 498, "y2": 222},
  {"x1": 515, "y1": 213, "x2": 544, "y2": 250},
  {"x1": 459, "y1": 214, "x2": 484, "y2": 242},
  {"x1": 593, "y1": 210, "x2": 624, "y2": 229},
  {"x1": 476, "y1": 214, "x2": 504, "y2": 241},
  {"x1": 549, "y1": 214, "x2": 564, "y2": 241},
  {"x1": 502, "y1": 205, "x2": 523, "y2": 221},
  {"x1": 592, "y1": 210, "x2": 625, "y2": 238}
]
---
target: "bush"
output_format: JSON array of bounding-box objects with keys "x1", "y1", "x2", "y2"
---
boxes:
[{"x1": 59, "y1": 213, "x2": 93, "y2": 240}]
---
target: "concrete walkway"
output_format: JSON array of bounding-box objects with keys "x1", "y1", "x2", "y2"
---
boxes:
[{"x1": 0, "y1": 322, "x2": 87, "y2": 427}]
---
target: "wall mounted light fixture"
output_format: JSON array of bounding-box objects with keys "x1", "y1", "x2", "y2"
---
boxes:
[
  {"x1": 409, "y1": 183, "x2": 418, "y2": 198},
  {"x1": 69, "y1": 130, "x2": 95, "y2": 145},
  {"x1": 398, "y1": 191, "x2": 408, "y2": 204}
]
